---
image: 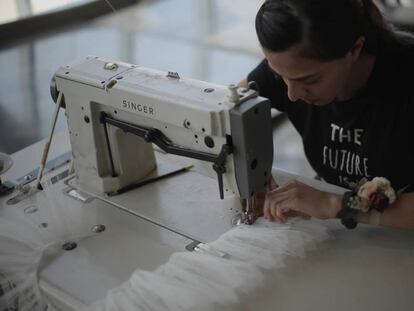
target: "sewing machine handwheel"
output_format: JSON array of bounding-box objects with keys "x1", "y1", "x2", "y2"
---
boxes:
[{"x1": 50, "y1": 76, "x2": 66, "y2": 108}]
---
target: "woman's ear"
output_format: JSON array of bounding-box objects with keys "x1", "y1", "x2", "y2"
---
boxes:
[{"x1": 347, "y1": 36, "x2": 366, "y2": 62}]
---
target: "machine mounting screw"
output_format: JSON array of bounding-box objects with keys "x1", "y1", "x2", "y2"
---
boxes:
[
  {"x1": 104, "y1": 62, "x2": 118, "y2": 70},
  {"x1": 92, "y1": 224, "x2": 106, "y2": 233},
  {"x1": 62, "y1": 241, "x2": 77, "y2": 251}
]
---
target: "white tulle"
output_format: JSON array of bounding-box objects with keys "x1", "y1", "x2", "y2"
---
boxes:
[
  {"x1": 0, "y1": 187, "x2": 330, "y2": 311},
  {"x1": 87, "y1": 218, "x2": 330, "y2": 311},
  {"x1": 0, "y1": 187, "x2": 97, "y2": 311}
]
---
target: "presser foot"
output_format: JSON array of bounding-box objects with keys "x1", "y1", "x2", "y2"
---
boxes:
[
  {"x1": 244, "y1": 212, "x2": 255, "y2": 225},
  {"x1": 231, "y1": 197, "x2": 256, "y2": 226},
  {"x1": 231, "y1": 211, "x2": 255, "y2": 226}
]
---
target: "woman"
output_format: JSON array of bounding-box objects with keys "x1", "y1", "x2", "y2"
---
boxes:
[{"x1": 243, "y1": 0, "x2": 414, "y2": 229}]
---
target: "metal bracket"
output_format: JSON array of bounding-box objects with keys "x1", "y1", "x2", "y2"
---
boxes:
[
  {"x1": 0, "y1": 179, "x2": 14, "y2": 197},
  {"x1": 167, "y1": 71, "x2": 180, "y2": 79},
  {"x1": 185, "y1": 241, "x2": 229, "y2": 258},
  {"x1": 15, "y1": 151, "x2": 72, "y2": 186}
]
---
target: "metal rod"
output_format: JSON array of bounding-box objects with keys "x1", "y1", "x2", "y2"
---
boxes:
[
  {"x1": 101, "y1": 113, "x2": 221, "y2": 163},
  {"x1": 108, "y1": 165, "x2": 194, "y2": 196},
  {"x1": 102, "y1": 122, "x2": 117, "y2": 177},
  {"x1": 34, "y1": 92, "x2": 63, "y2": 190}
]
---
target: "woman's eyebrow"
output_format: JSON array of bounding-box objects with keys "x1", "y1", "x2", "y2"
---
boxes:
[{"x1": 268, "y1": 65, "x2": 320, "y2": 82}]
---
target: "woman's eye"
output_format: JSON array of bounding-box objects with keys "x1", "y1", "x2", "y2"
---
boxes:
[{"x1": 303, "y1": 78, "x2": 320, "y2": 85}]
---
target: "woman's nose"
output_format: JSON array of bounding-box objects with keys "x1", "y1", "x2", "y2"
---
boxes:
[{"x1": 286, "y1": 81, "x2": 307, "y2": 102}]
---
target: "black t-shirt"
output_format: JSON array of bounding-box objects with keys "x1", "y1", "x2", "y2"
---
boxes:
[{"x1": 248, "y1": 32, "x2": 414, "y2": 192}]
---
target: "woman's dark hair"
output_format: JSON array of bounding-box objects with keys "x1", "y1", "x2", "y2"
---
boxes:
[{"x1": 256, "y1": 0, "x2": 395, "y2": 60}]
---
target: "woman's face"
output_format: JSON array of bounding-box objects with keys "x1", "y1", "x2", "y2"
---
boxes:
[{"x1": 263, "y1": 48, "x2": 354, "y2": 106}]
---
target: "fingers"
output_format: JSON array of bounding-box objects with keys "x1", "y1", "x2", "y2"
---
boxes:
[
  {"x1": 263, "y1": 178, "x2": 312, "y2": 223},
  {"x1": 263, "y1": 185, "x2": 311, "y2": 223},
  {"x1": 283, "y1": 210, "x2": 310, "y2": 219},
  {"x1": 275, "y1": 206, "x2": 288, "y2": 223},
  {"x1": 267, "y1": 179, "x2": 304, "y2": 195},
  {"x1": 263, "y1": 199, "x2": 272, "y2": 221},
  {"x1": 263, "y1": 194, "x2": 283, "y2": 223},
  {"x1": 264, "y1": 191, "x2": 290, "y2": 223},
  {"x1": 269, "y1": 204, "x2": 310, "y2": 223},
  {"x1": 263, "y1": 191, "x2": 275, "y2": 221},
  {"x1": 262, "y1": 176, "x2": 279, "y2": 221}
]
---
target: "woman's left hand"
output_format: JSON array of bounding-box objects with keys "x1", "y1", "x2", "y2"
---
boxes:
[{"x1": 264, "y1": 180, "x2": 342, "y2": 223}]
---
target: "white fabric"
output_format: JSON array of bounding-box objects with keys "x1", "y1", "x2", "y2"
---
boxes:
[
  {"x1": 87, "y1": 218, "x2": 330, "y2": 311},
  {"x1": 0, "y1": 187, "x2": 330, "y2": 311},
  {"x1": 0, "y1": 187, "x2": 96, "y2": 311}
]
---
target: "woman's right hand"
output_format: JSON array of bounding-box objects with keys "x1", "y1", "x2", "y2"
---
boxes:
[{"x1": 251, "y1": 176, "x2": 278, "y2": 221}]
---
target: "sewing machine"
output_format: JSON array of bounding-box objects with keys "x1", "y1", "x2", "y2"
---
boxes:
[
  {"x1": 51, "y1": 56, "x2": 273, "y2": 223},
  {"x1": 1, "y1": 57, "x2": 414, "y2": 311}
]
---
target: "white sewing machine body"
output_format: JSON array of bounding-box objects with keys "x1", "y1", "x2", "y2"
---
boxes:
[{"x1": 52, "y1": 57, "x2": 274, "y2": 201}]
